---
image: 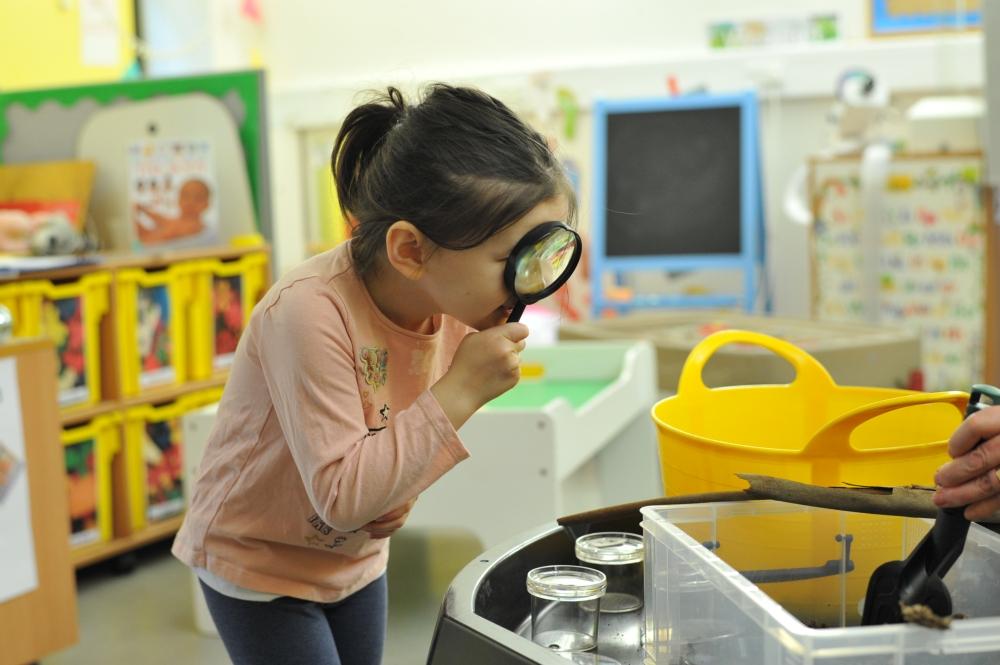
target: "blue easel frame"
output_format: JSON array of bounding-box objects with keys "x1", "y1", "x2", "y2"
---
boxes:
[{"x1": 590, "y1": 91, "x2": 764, "y2": 316}]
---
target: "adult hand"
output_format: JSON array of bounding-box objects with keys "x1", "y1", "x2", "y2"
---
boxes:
[
  {"x1": 361, "y1": 497, "x2": 417, "y2": 539},
  {"x1": 933, "y1": 405, "x2": 1000, "y2": 521}
]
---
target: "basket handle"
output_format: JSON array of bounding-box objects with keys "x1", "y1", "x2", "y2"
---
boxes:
[
  {"x1": 677, "y1": 330, "x2": 836, "y2": 395},
  {"x1": 801, "y1": 391, "x2": 969, "y2": 460}
]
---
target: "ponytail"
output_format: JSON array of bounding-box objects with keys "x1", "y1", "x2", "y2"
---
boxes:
[{"x1": 332, "y1": 87, "x2": 406, "y2": 218}]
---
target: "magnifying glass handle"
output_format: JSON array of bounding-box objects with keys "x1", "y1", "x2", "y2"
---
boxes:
[{"x1": 506, "y1": 302, "x2": 526, "y2": 323}]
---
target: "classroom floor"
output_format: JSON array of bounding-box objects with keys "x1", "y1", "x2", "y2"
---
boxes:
[{"x1": 43, "y1": 528, "x2": 483, "y2": 665}]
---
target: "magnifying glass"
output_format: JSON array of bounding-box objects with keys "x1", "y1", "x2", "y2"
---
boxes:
[{"x1": 504, "y1": 221, "x2": 583, "y2": 323}]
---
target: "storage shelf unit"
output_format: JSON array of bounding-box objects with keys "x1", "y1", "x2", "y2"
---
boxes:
[{"x1": 0, "y1": 244, "x2": 270, "y2": 569}]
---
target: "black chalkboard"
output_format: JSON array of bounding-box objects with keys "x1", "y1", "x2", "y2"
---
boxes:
[{"x1": 605, "y1": 106, "x2": 742, "y2": 257}]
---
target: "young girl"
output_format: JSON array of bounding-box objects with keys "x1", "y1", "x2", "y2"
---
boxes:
[{"x1": 172, "y1": 84, "x2": 576, "y2": 665}]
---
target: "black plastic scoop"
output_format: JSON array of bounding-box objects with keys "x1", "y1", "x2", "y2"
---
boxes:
[{"x1": 861, "y1": 384, "x2": 1000, "y2": 626}]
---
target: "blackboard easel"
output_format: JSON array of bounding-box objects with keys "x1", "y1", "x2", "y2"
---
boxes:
[{"x1": 589, "y1": 91, "x2": 765, "y2": 316}]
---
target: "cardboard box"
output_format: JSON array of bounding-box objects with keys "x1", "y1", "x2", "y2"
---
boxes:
[{"x1": 559, "y1": 312, "x2": 920, "y2": 392}]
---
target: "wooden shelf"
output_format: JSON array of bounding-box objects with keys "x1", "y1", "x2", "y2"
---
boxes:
[
  {"x1": 59, "y1": 399, "x2": 122, "y2": 427},
  {"x1": 60, "y1": 373, "x2": 229, "y2": 427},
  {"x1": 0, "y1": 243, "x2": 270, "y2": 284},
  {"x1": 118, "y1": 373, "x2": 229, "y2": 410},
  {"x1": 72, "y1": 514, "x2": 185, "y2": 569},
  {"x1": 2, "y1": 245, "x2": 269, "y2": 573}
]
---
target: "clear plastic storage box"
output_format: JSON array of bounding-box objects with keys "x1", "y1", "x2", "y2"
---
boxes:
[{"x1": 641, "y1": 501, "x2": 1000, "y2": 664}]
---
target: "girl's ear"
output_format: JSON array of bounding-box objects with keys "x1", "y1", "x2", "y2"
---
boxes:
[{"x1": 384, "y1": 221, "x2": 432, "y2": 280}]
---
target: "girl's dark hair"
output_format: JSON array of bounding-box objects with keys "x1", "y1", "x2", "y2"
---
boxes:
[{"x1": 332, "y1": 84, "x2": 577, "y2": 275}]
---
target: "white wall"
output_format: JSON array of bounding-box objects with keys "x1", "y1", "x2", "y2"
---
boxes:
[
  {"x1": 261, "y1": 0, "x2": 867, "y2": 91},
  {"x1": 139, "y1": 0, "x2": 986, "y2": 317},
  {"x1": 256, "y1": 0, "x2": 879, "y2": 301}
]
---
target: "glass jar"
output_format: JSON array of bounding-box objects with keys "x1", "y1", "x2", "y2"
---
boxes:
[
  {"x1": 575, "y1": 532, "x2": 644, "y2": 613},
  {"x1": 527, "y1": 565, "x2": 607, "y2": 652}
]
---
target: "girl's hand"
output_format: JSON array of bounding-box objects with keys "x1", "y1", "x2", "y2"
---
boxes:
[
  {"x1": 431, "y1": 322, "x2": 529, "y2": 430},
  {"x1": 933, "y1": 405, "x2": 1000, "y2": 521},
  {"x1": 362, "y1": 497, "x2": 417, "y2": 539}
]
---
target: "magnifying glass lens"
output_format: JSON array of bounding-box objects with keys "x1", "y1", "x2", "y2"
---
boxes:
[
  {"x1": 503, "y1": 222, "x2": 582, "y2": 324},
  {"x1": 513, "y1": 227, "x2": 579, "y2": 297}
]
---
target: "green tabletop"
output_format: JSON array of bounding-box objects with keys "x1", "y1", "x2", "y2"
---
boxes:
[{"x1": 484, "y1": 378, "x2": 614, "y2": 410}]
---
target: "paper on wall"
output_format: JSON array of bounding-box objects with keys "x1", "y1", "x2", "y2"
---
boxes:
[{"x1": 80, "y1": 0, "x2": 122, "y2": 67}]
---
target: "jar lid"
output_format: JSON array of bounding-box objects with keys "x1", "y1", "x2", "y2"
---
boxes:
[
  {"x1": 526, "y1": 565, "x2": 607, "y2": 601},
  {"x1": 575, "y1": 532, "x2": 644, "y2": 565}
]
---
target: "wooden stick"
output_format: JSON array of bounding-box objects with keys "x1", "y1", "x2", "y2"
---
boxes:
[
  {"x1": 737, "y1": 474, "x2": 942, "y2": 519},
  {"x1": 556, "y1": 475, "x2": 1000, "y2": 529},
  {"x1": 556, "y1": 491, "x2": 754, "y2": 528}
]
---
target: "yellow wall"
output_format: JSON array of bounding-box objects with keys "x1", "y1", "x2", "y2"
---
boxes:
[{"x1": 0, "y1": 0, "x2": 136, "y2": 91}]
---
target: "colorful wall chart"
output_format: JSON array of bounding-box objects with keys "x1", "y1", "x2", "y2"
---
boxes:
[{"x1": 811, "y1": 155, "x2": 986, "y2": 391}]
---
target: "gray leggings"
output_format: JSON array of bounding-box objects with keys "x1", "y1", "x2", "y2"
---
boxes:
[{"x1": 199, "y1": 574, "x2": 387, "y2": 665}]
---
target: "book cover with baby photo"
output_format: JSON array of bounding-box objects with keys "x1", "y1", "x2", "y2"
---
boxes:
[{"x1": 128, "y1": 139, "x2": 220, "y2": 251}]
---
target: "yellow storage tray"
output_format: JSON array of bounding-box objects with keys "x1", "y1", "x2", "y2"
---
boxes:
[
  {"x1": 114, "y1": 263, "x2": 197, "y2": 395},
  {"x1": 122, "y1": 388, "x2": 223, "y2": 531},
  {"x1": 187, "y1": 252, "x2": 268, "y2": 379},
  {"x1": 61, "y1": 414, "x2": 120, "y2": 549},
  {"x1": 20, "y1": 272, "x2": 111, "y2": 408}
]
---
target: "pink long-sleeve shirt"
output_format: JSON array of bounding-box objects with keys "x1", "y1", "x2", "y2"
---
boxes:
[{"x1": 172, "y1": 243, "x2": 471, "y2": 602}]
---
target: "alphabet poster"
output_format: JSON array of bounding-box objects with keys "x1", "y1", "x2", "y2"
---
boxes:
[
  {"x1": 812, "y1": 155, "x2": 986, "y2": 391},
  {"x1": 0, "y1": 357, "x2": 39, "y2": 604}
]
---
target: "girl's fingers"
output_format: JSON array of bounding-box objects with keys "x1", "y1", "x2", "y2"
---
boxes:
[
  {"x1": 372, "y1": 507, "x2": 405, "y2": 523},
  {"x1": 362, "y1": 516, "x2": 406, "y2": 538},
  {"x1": 499, "y1": 323, "x2": 529, "y2": 343},
  {"x1": 371, "y1": 498, "x2": 416, "y2": 523},
  {"x1": 364, "y1": 497, "x2": 417, "y2": 539}
]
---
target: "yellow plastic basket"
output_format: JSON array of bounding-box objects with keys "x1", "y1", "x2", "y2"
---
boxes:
[
  {"x1": 114, "y1": 263, "x2": 197, "y2": 396},
  {"x1": 61, "y1": 414, "x2": 121, "y2": 549},
  {"x1": 21, "y1": 272, "x2": 111, "y2": 409},
  {"x1": 653, "y1": 330, "x2": 968, "y2": 491},
  {"x1": 652, "y1": 330, "x2": 968, "y2": 624},
  {"x1": 122, "y1": 388, "x2": 223, "y2": 532},
  {"x1": 187, "y1": 253, "x2": 268, "y2": 379}
]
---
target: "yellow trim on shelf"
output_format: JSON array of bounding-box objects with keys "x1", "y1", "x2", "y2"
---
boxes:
[
  {"x1": 122, "y1": 389, "x2": 223, "y2": 532},
  {"x1": 114, "y1": 263, "x2": 197, "y2": 396},
  {"x1": 61, "y1": 413, "x2": 121, "y2": 547}
]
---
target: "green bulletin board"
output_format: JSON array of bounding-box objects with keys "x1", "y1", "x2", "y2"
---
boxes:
[{"x1": 0, "y1": 70, "x2": 270, "y2": 238}]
